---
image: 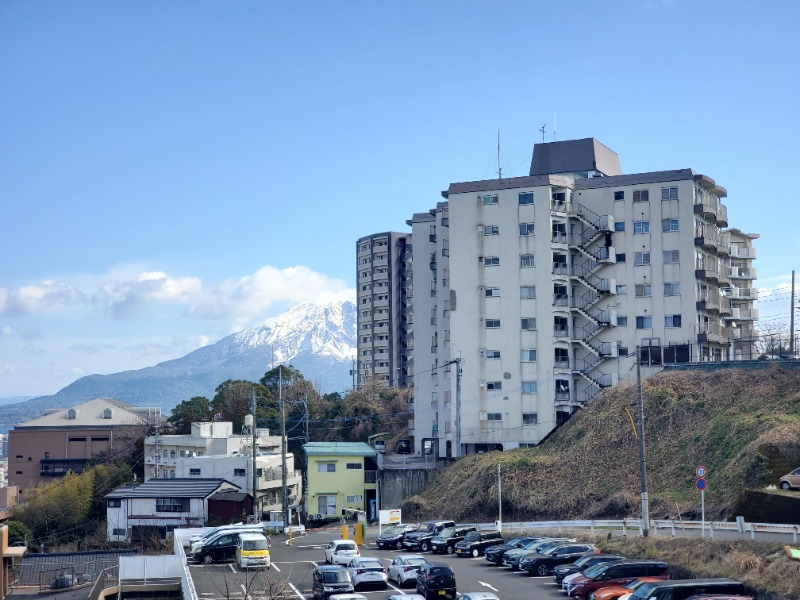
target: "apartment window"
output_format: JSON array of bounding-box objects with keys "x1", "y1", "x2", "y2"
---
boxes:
[
  {"x1": 234, "y1": 468, "x2": 246, "y2": 477},
  {"x1": 520, "y1": 349, "x2": 537, "y2": 362},
  {"x1": 522, "y1": 413, "x2": 538, "y2": 425},
  {"x1": 482, "y1": 194, "x2": 499, "y2": 205},
  {"x1": 318, "y1": 462, "x2": 336, "y2": 472},
  {"x1": 484, "y1": 256, "x2": 500, "y2": 266},
  {"x1": 635, "y1": 284, "x2": 652, "y2": 297},
  {"x1": 156, "y1": 498, "x2": 187, "y2": 513},
  {"x1": 521, "y1": 317, "x2": 536, "y2": 330},
  {"x1": 633, "y1": 220, "x2": 650, "y2": 234},
  {"x1": 486, "y1": 319, "x2": 501, "y2": 328},
  {"x1": 179, "y1": 450, "x2": 186, "y2": 458},
  {"x1": 665, "y1": 314, "x2": 682, "y2": 328},
  {"x1": 346, "y1": 463, "x2": 363, "y2": 470},
  {"x1": 614, "y1": 191, "x2": 625, "y2": 201},
  {"x1": 189, "y1": 468, "x2": 201, "y2": 476},
  {"x1": 519, "y1": 192, "x2": 534, "y2": 205},
  {"x1": 634, "y1": 252, "x2": 651, "y2": 266},
  {"x1": 664, "y1": 282, "x2": 680, "y2": 296},
  {"x1": 662, "y1": 218, "x2": 679, "y2": 232},
  {"x1": 522, "y1": 381, "x2": 538, "y2": 394},
  {"x1": 633, "y1": 189, "x2": 649, "y2": 202},
  {"x1": 555, "y1": 347, "x2": 569, "y2": 363},
  {"x1": 661, "y1": 186, "x2": 679, "y2": 200},
  {"x1": 619, "y1": 346, "x2": 629, "y2": 357},
  {"x1": 663, "y1": 250, "x2": 680, "y2": 263},
  {"x1": 636, "y1": 316, "x2": 653, "y2": 329},
  {"x1": 484, "y1": 350, "x2": 501, "y2": 359},
  {"x1": 616, "y1": 253, "x2": 626, "y2": 263},
  {"x1": 520, "y1": 254, "x2": 535, "y2": 267},
  {"x1": 616, "y1": 285, "x2": 627, "y2": 294},
  {"x1": 519, "y1": 223, "x2": 535, "y2": 236},
  {"x1": 486, "y1": 382, "x2": 502, "y2": 391},
  {"x1": 520, "y1": 286, "x2": 536, "y2": 299},
  {"x1": 485, "y1": 287, "x2": 500, "y2": 297},
  {"x1": 617, "y1": 316, "x2": 628, "y2": 326},
  {"x1": 614, "y1": 222, "x2": 625, "y2": 232},
  {"x1": 484, "y1": 225, "x2": 499, "y2": 236},
  {"x1": 487, "y1": 412, "x2": 502, "y2": 421}
]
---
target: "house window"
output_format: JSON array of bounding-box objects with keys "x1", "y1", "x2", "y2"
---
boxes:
[
  {"x1": 189, "y1": 468, "x2": 201, "y2": 476},
  {"x1": 636, "y1": 316, "x2": 653, "y2": 329},
  {"x1": 664, "y1": 282, "x2": 680, "y2": 296},
  {"x1": 661, "y1": 186, "x2": 679, "y2": 200},
  {"x1": 521, "y1": 318, "x2": 536, "y2": 330},
  {"x1": 522, "y1": 381, "x2": 538, "y2": 394},
  {"x1": 616, "y1": 285, "x2": 627, "y2": 294},
  {"x1": 179, "y1": 450, "x2": 185, "y2": 458},
  {"x1": 108, "y1": 499, "x2": 121, "y2": 508},
  {"x1": 485, "y1": 287, "x2": 500, "y2": 297},
  {"x1": 484, "y1": 225, "x2": 499, "y2": 236},
  {"x1": 614, "y1": 191, "x2": 625, "y2": 201},
  {"x1": 482, "y1": 194, "x2": 499, "y2": 205},
  {"x1": 346, "y1": 495, "x2": 363, "y2": 503},
  {"x1": 617, "y1": 316, "x2": 628, "y2": 326},
  {"x1": 112, "y1": 528, "x2": 126, "y2": 536},
  {"x1": 663, "y1": 250, "x2": 680, "y2": 263},
  {"x1": 346, "y1": 463, "x2": 363, "y2": 470},
  {"x1": 665, "y1": 314, "x2": 682, "y2": 328},
  {"x1": 634, "y1": 252, "x2": 651, "y2": 266},
  {"x1": 519, "y1": 192, "x2": 534, "y2": 205},
  {"x1": 662, "y1": 218, "x2": 679, "y2": 232},
  {"x1": 156, "y1": 498, "x2": 187, "y2": 513},
  {"x1": 633, "y1": 189, "x2": 649, "y2": 202},
  {"x1": 519, "y1": 223, "x2": 535, "y2": 236},
  {"x1": 318, "y1": 462, "x2": 336, "y2": 473},
  {"x1": 486, "y1": 319, "x2": 501, "y2": 328},
  {"x1": 619, "y1": 346, "x2": 629, "y2": 357},
  {"x1": 520, "y1": 349, "x2": 537, "y2": 362},
  {"x1": 520, "y1": 254, "x2": 535, "y2": 267},
  {"x1": 486, "y1": 381, "x2": 502, "y2": 391},
  {"x1": 614, "y1": 222, "x2": 625, "y2": 232},
  {"x1": 234, "y1": 468, "x2": 246, "y2": 477},
  {"x1": 635, "y1": 284, "x2": 652, "y2": 297},
  {"x1": 484, "y1": 256, "x2": 500, "y2": 266},
  {"x1": 486, "y1": 412, "x2": 502, "y2": 421},
  {"x1": 616, "y1": 253, "x2": 626, "y2": 263},
  {"x1": 485, "y1": 350, "x2": 501, "y2": 359},
  {"x1": 633, "y1": 221, "x2": 650, "y2": 234},
  {"x1": 522, "y1": 413, "x2": 538, "y2": 425},
  {"x1": 520, "y1": 286, "x2": 536, "y2": 299}
]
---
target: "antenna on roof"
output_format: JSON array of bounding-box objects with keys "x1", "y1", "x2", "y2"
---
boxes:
[
  {"x1": 553, "y1": 111, "x2": 557, "y2": 141},
  {"x1": 497, "y1": 128, "x2": 502, "y2": 179},
  {"x1": 539, "y1": 124, "x2": 547, "y2": 143}
]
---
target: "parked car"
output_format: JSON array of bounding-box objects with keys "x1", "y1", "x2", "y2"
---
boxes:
[
  {"x1": 430, "y1": 525, "x2": 476, "y2": 554},
  {"x1": 387, "y1": 555, "x2": 428, "y2": 586},
  {"x1": 779, "y1": 467, "x2": 800, "y2": 490},
  {"x1": 397, "y1": 439, "x2": 412, "y2": 454},
  {"x1": 373, "y1": 440, "x2": 387, "y2": 454},
  {"x1": 502, "y1": 538, "x2": 575, "y2": 570},
  {"x1": 328, "y1": 595, "x2": 367, "y2": 600},
  {"x1": 415, "y1": 562, "x2": 456, "y2": 600},
  {"x1": 454, "y1": 530, "x2": 504, "y2": 557},
  {"x1": 378, "y1": 524, "x2": 420, "y2": 550},
  {"x1": 519, "y1": 542, "x2": 599, "y2": 576},
  {"x1": 567, "y1": 560, "x2": 670, "y2": 599},
  {"x1": 345, "y1": 557, "x2": 388, "y2": 589},
  {"x1": 587, "y1": 576, "x2": 665, "y2": 600},
  {"x1": 403, "y1": 520, "x2": 456, "y2": 552},
  {"x1": 236, "y1": 532, "x2": 270, "y2": 569},
  {"x1": 193, "y1": 531, "x2": 243, "y2": 564},
  {"x1": 629, "y1": 579, "x2": 745, "y2": 600},
  {"x1": 312, "y1": 565, "x2": 355, "y2": 600},
  {"x1": 325, "y1": 539, "x2": 360, "y2": 565},
  {"x1": 387, "y1": 595, "x2": 426, "y2": 600},
  {"x1": 554, "y1": 553, "x2": 626, "y2": 584},
  {"x1": 484, "y1": 536, "x2": 541, "y2": 564},
  {"x1": 189, "y1": 524, "x2": 266, "y2": 554},
  {"x1": 458, "y1": 594, "x2": 500, "y2": 600}
]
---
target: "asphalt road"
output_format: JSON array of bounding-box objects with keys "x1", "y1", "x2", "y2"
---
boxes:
[{"x1": 187, "y1": 529, "x2": 571, "y2": 600}]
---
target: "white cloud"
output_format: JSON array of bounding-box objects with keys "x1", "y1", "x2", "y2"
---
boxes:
[
  {"x1": 0, "y1": 363, "x2": 16, "y2": 374},
  {"x1": 0, "y1": 280, "x2": 87, "y2": 316}
]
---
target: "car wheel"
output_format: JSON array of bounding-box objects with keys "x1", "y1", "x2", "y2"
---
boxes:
[
  {"x1": 780, "y1": 481, "x2": 791, "y2": 490},
  {"x1": 536, "y1": 563, "x2": 549, "y2": 576},
  {"x1": 421, "y1": 541, "x2": 430, "y2": 552},
  {"x1": 472, "y1": 548, "x2": 480, "y2": 558},
  {"x1": 393, "y1": 541, "x2": 399, "y2": 550},
  {"x1": 202, "y1": 554, "x2": 213, "y2": 565},
  {"x1": 446, "y1": 545, "x2": 454, "y2": 554}
]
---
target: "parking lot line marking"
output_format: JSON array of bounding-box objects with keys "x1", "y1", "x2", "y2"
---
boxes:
[
  {"x1": 229, "y1": 564, "x2": 236, "y2": 573},
  {"x1": 270, "y1": 563, "x2": 281, "y2": 572},
  {"x1": 287, "y1": 582, "x2": 305, "y2": 599}
]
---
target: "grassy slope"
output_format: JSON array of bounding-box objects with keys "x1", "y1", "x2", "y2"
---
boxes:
[{"x1": 402, "y1": 366, "x2": 800, "y2": 523}]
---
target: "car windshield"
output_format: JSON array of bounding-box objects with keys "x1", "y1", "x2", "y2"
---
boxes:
[
  {"x1": 242, "y1": 539, "x2": 268, "y2": 550},
  {"x1": 323, "y1": 571, "x2": 350, "y2": 583},
  {"x1": 438, "y1": 528, "x2": 455, "y2": 538},
  {"x1": 429, "y1": 567, "x2": 452, "y2": 577},
  {"x1": 622, "y1": 579, "x2": 648, "y2": 591},
  {"x1": 631, "y1": 583, "x2": 660, "y2": 600},
  {"x1": 383, "y1": 526, "x2": 404, "y2": 535},
  {"x1": 507, "y1": 537, "x2": 526, "y2": 547},
  {"x1": 358, "y1": 560, "x2": 382, "y2": 569},
  {"x1": 581, "y1": 563, "x2": 607, "y2": 578},
  {"x1": 464, "y1": 532, "x2": 481, "y2": 542},
  {"x1": 573, "y1": 554, "x2": 595, "y2": 566},
  {"x1": 405, "y1": 558, "x2": 426, "y2": 566}
]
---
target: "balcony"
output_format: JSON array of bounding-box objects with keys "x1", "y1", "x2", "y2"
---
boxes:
[
  {"x1": 737, "y1": 308, "x2": 759, "y2": 320},
  {"x1": 695, "y1": 263, "x2": 719, "y2": 282},
  {"x1": 696, "y1": 295, "x2": 720, "y2": 312},
  {"x1": 554, "y1": 327, "x2": 570, "y2": 338},
  {"x1": 716, "y1": 203, "x2": 728, "y2": 227},
  {"x1": 694, "y1": 225, "x2": 722, "y2": 252},
  {"x1": 551, "y1": 232, "x2": 568, "y2": 245},
  {"x1": 729, "y1": 287, "x2": 758, "y2": 300},
  {"x1": 694, "y1": 198, "x2": 716, "y2": 220},
  {"x1": 731, "y1": 267, "x2": 758, "y2": 280},
  {"x1": 553, "y1": 359, "x2": 571, "y2": 370},
  {"x1": 730, "y1": 245, "x2": 757, "y2": 259}
]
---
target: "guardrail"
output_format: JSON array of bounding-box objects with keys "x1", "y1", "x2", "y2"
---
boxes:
[{"x1": 174, "y1": 533, "x2": 199, "y2": 600}]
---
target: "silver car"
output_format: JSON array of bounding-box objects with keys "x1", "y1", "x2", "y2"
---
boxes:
[
  {"x1": 387, "y1": 555, "x2": 428, "y2": 586},
  {"x1": 345, "y1": 557, "x2": 388, "y2": 589}
]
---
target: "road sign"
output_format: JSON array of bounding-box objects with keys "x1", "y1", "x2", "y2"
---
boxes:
[
  {"x1": 696, "y1": 466, "x2": 707, "y2": 478},
  {"x1": 696, "y1": 478, "x2": 706, "y2": 490}
]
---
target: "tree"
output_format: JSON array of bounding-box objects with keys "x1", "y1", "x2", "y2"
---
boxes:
[
  {"x1": 213, "y1": 380, "x2": 265, "y2": 433},
  {"x1": 5, "y1": 520, "x2": 32, "y2": 546},
  {"x1": 169, "y1": 396, "x2": 213, "y2": 433},
  {"x1": 755, "y1": 321, "x2": 791, "y2": 359}
]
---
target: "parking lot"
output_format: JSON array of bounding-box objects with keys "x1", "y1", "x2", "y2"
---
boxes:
[{"x1": 187, "y1": 528, "x2": 571, "y2": 600}]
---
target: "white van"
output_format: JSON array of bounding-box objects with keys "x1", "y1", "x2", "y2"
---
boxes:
[{"x1": 236, "y1": 532, "x2": 270, "y2": 569}]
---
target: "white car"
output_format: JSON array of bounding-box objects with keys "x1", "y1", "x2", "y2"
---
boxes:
[
  {"x1": 387, "y1": 595, "x2": 425, "y2": 600},
  {"x1": 562, "y1": 571, "x2": 582, "y2": 593},
  {"x1": 387, "y1": 555, "x2": 428, "y2": 586},
  {"x1": 329, "y1": 595, "x2": 367, "y2": 600},
  {"x1": 458, "y1": 594, "x2": 500, "y2": 600},
  {"x1": 325, "y1": 539, "x2": 360, "y2": 565},
  {"x1": 346, "y1": 557, "x2": 388, "y2": 588}
]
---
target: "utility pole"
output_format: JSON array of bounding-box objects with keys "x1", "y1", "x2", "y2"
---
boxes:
[
  {"x1": 636, "y1": 346, "x2": 650, "y2": 537},
  {"x1": 280, "y1": 366, "x2": 288, "y2": 528},
  {"x1": 252, "y1": 388, "x2": 258, "y2": 523},
  {"x1": 455, "y1": 357, "x2": 462, "y2": 457},
  {"x1": 497, "y1": 464, "x2": 502, "y2": 533},
  {"x1": 790, "y1": 270, "x2": 796, "y2": 357}
]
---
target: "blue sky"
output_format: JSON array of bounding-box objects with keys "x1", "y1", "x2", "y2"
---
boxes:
[{"x1": 1, "y1": 0, "x2": 798, "y2": 397}]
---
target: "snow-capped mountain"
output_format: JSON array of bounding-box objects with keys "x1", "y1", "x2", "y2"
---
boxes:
[{"x1": 0, "y1": 301, "x2": 356, "y2": 431}]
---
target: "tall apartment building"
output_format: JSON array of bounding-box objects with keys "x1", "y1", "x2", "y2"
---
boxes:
[{"x1": 355, "y1": 232, "x2": 412, "y2": 387}]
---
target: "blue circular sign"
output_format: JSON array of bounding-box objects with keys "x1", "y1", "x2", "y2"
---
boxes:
[{"x1": 696, "y1": 478, "x2": 706, "y2": 490}]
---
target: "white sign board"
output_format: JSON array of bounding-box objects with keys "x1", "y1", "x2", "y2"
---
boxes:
[{"x1": 379, "y1": 509, "x2": 402, "y2": 525}]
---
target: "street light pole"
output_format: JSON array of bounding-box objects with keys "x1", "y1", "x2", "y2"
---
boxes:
[{"x1": 636, "y1": 346, "x2": 650, "y2": 537}]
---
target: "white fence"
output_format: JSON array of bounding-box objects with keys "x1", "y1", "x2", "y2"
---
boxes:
[{"x1": 174, "y1": 533, "x2": 199, "y2": 600}]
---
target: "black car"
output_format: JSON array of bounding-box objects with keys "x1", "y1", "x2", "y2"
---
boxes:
[
  {"x1": 483, "y1": 536, "x2": 540, "y2": 564},
  {"x1": 519, "y1": 542, "x2": 598, "y2": 576},
  {"x1": 377, "y1": 523, "x2": 419, "y2": 550},
  {"x1": 396, "y1": 439, "x2": 411, "y2": 454},
  {"x1": 402, "y1": 520, "x2": 456, "y2": 552},
  {"x1": 430, "y1": 525, "x2": 476, "y2": 554},
  {"x1": 454, "y1": 529, "x2": 504, "y2": 558},
  {"x1": 416, "y1": 562, "x2": 456, "y2": 600},
  {"x1": 312, "y1": 565, "x2": 355, "y2": 599},
  {"x1": 552, "y1": 553, "x2": 625, "y2": 584},
  {"x1": 193, "y1": 531, "x2": 241, "y2": 564}
]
